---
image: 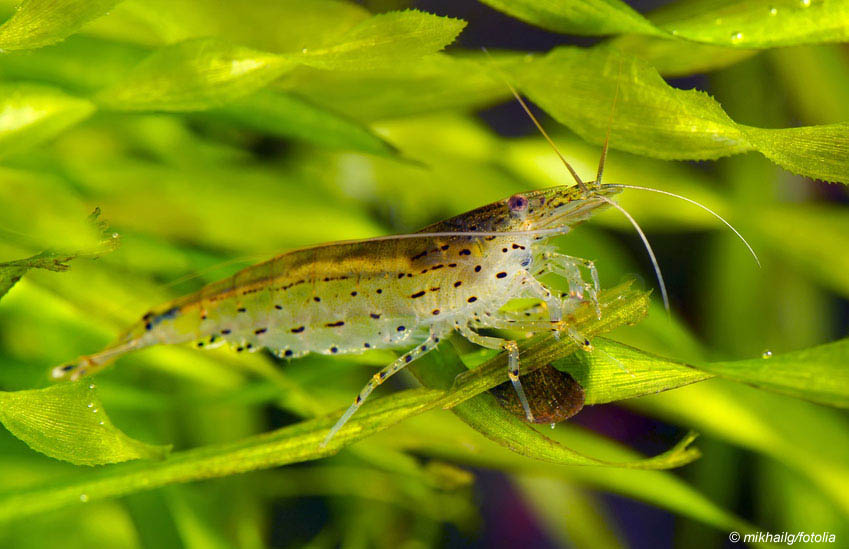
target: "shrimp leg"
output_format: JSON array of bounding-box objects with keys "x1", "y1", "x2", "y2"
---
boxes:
[
  {"x1": 322, "y1": 329, "x2": 445, "y2": 447},
  {"x1": 455, "y1": 322, "x2": 533, "y2": 423}
]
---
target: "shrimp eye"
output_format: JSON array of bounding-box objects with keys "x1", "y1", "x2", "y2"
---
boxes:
[{"x1": 508, "y1": 194, "x2": 528, "y2": 212}]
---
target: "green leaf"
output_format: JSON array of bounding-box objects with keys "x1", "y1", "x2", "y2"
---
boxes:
[
  {"x1": 649, "y1": 0, "x2": 849, "y2": 49},
  {"x1": 553, "y1": 338, "x2": 712, "y2": 405},
  {"x1": 0, "y1": 83, "x2": 95, "y2": 157},
  {"x1": 0, "y1": 382, "x2": 170, "y2": 465},
  {"x1": 94, "y1": 11, "x2": 466, "y2": 112},
  {"x1": 95, "y1": 38, "x2": 295, "y2": 111},
  {"x1": 300, "y1": 10, "x2": 466, "y2": 70},
  {"x1": 479, "y1": 0, "x2": 663, "y2": 37},
  {"x1": 215, "y1": 91, "x2": 398, "y2": 156},
  {"x1": 481, "y1": 0, "x2": 849, "y2": 48},
  {"x1": 514, "y1": 47, "x2": 849, "y2": 183},
  {"x1": 0, "y1": 0, "x2": 120, "y2": 50},
  {"x1": 695, "y1": 339, "x2": 849, "y2": 409},
  {"x1": 559, "y1": 335, "x2": 849, "y2": 410},
  {"x1": 82, "y1": 0, "x2": 370, "y2": 51},
  {"x1": 0, "y1": 208, "x2": 118, "y2": 301}
]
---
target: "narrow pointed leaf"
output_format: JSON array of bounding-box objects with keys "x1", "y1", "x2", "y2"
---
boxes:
[
  {"x1": 514, "y1": 47, "x2": 849, "y2": 183},
  {"x1": 553, "y1": 338, "x2": 712, "y2": 405},
  {"x1": 95, "y1": 38, "x2": 296, "y2": 111},
  {"x1": 0, "y1": 0, "x2": 121, "y2": 51},
  {"x1": 481, "y1": 0, "x2": 849, "y2": 48},
  {"x1": 300, "y1": 10, "x2": 466, "y2": 70},
  {"x1": 479, "y1": 0, "x2": 662, "y2": 37},
  {"x1": 0, "y1": 382, "x2": 170, "y2": 465},
  {"x1": 695, "y1": 339, "x2": 849, "y2": 408}
]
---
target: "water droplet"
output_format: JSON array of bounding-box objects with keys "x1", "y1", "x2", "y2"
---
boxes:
[
  {"x1": 671, "y1": 29, "x2": 679, "y2": 36},
  {"x1": 99, "y1": 421, "x2": 105, "y2": 426},
  {"x1": 800, "y1": 0, "x2": 811, "y2": 6},
  {"x1": 301, "y1": 48, "x2": 308, "y2": 54},
  {"x1": 715, "y1": 17, "x2": 723, "y2": 25},
  {"x1": 550, "y1": 423, "x2": 556, "y2": 430},
  {"x1": 769, "y1": 6, "x2": 778, "y2": 15},
  {"x1": 89, "y1": 384, "x2": 96, "y2": 389},
  {"x1": 87, "y1": 402, "x2": 94, "y2": 408},
  {"x1": 79, "y1": 494, "x2": 89, "y2": 502},
  {"x1": 761, "y1": 350, "x2": 773, "y2": 359},
  {"x1": 730, "y1": 31, "x2": 744, "y2": 42},
  {"x1": 92, "y1": 408, "x2": 98, "y2": 413}
]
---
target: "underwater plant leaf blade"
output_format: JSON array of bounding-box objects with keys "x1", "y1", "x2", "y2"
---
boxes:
[
  {"x1": 695, "y1": 339, "x2": 849, "y2": 409},
  {"x1": 299, "y1": 10, "x2": 466, "y2": 70},
  {"x1": 739, "y1": 124, "x2": 849, "y2": 183},
  {"x1": 0, "y1": 382, "x2": 170, "y2": 466},
  {"x1": 95, "y1": 38, "x2": 296, "y2": 111},
  {"x1": 648, "y1": 0, "x2": 849, "y2": 48},
  {"x1": 0, "y1": 0, "x2": 120, "y2": 50},
  {"x1": 515, "y1": 47, "x2": 749, "y2": 160},
  {"x1": 514, "y1": 47, "x2": 849, "y2": 183},
  {"x1": 478, "y1": 0, "x2": 662, "y2": 36},
  {"x1": 0, "y1": 83, "x2": 95, "y2": 158},
  {"x1": 82, "y1": 0, "x2": 371, "y2": 51},
  {"x1": 554, "y1": 338, "x2": 713, "y2": 405},
  {"x1": 481, "y1": 0, "x2": 849, "y2": 48}
]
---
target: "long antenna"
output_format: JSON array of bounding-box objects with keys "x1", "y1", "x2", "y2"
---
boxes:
[
  {"x1": 610, "y1": 184, "x2": 761, "y2": 268},
  {"x1": 481, "y1": 48, "x2": 588, "y2": 192},
  {"x1": 599, "y1": 195, "x2": 670, "y2": 314}
]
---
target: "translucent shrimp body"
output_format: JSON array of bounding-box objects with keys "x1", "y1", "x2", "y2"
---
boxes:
[{"x1": 52, "y1": 184, "x2": 621, "y2": 443}]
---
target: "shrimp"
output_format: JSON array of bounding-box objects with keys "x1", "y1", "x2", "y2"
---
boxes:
[
  {"x1": 51, "y1": 183, "x2": 620, "y2": 442},
  {"x1": 51, "y1": 90, "x2": 759, "y2": 447}
]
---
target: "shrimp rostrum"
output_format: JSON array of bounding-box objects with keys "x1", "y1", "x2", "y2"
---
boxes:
[{"x1": 51, "y1": 183, "x2": 622, "y2": 444}]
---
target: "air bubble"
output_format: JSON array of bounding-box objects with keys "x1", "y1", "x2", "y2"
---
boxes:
[
  {"x1": 550, "y1": 423, "x2": 556, "y2": 430},
  {"x1": 730, "y1": 32, "x2": 744, "y2": 42},
  {"x1": 715, "y1": 18, "x2": 723, "y2": 25},
  {"x1": 800, "y1": 0, "x2": 811, "y2": 6},
  {"x1": 79, "y1": 494, "x2": 89, "y2": 502},
  {"x1": 92, "y1": 408, "x2": 98, "y2": 413},
  {"x1": 761, "y1": 350, "x2": 773, "y2": 359},
  {"x1": 671, "y1": 29, "x2": 679, "y2": 36},
  {"x1": 769, "y1": 7, "x2": 778, "y2": 15},
  {"x1": 87, "y1": 402, "x2": 94, "y2": 408},
  {"x1": 89, "y1": 384, "x2": 96, "y2": 389},
  {"x1": 301, "y1": 48, "x2": 308, "y2": 54}
]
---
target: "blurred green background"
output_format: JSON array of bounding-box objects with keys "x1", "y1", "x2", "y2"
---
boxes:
[{"x1": 0, "y1": 0, "x2": 848, "y2": 547}]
